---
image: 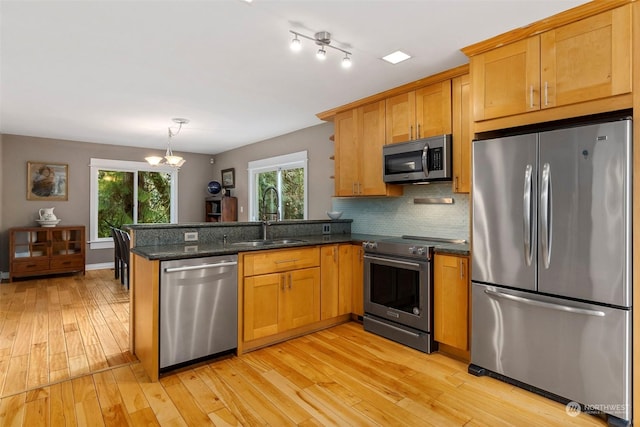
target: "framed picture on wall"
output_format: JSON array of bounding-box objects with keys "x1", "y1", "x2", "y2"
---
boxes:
[
  {"x1": 221, "y1": 168, "x2": 235, "y2": 188},
  {"x1": 27, "y1": 161, "x2": 69, "y2": 201}
]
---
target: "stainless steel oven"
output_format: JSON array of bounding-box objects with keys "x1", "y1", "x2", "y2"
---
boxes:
[{"x1": 362, "y1": 237, "x2": 436, "y2": 353}]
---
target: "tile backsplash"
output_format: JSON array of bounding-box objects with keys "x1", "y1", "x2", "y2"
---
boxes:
[{"x1": 332, "y1": 183, "x2": 469, "y2": 240}]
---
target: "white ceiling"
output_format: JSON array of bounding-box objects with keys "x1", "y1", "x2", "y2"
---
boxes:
[{"x1": 1, "y1": 0, "x2": 587, "y2": 155}]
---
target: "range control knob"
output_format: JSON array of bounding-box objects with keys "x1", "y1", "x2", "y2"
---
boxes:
[
  {"x1": 416, "y1": 247, "x2": 427, "y2": 256},
  {"x1": 362, "y1": 241, "x2": 378, "y2": 250},
  {"x1": 408, "y1": 246, "x2": 417, "y2": 255}
]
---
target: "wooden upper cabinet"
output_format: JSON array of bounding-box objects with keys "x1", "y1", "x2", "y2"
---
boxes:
[
  {"x1": 358, "y1": 101, "x2": 389, "y2": 196},
  {"x1": 334, "y1": 109, "x2": 359, "y2": 197},
  {"x1": 540, "y1": 5, "x2": 631, "y2": 109},
  {"x1": 415, "y1": 81, "x2": 452, "y2": 138},
  {"x1": 452, "y1": 74, "x2": 471, "y2": 194},
  {"x1": 471, "y1": 4, "x2": 631, "y2": 122},
  {"x1": 386, "y1": 81, "x2": 452, "y2": 144},
  {"x1": 385, "y1": 91, "x2": 415, "y2": 143},
  {"x1": 334, "y1": 101, "x2": 402, "y2": 197},
  {"x1": 471, "y1": 37, "x2": 540, "y2": 121}
]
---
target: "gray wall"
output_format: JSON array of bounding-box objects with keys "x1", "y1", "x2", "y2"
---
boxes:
[
  {"x1": 211, "y1": 123, "x2": 335, "y2": 222},
  {"x1": 0, "y1": 134, "x2": 216, "y2": 272}
]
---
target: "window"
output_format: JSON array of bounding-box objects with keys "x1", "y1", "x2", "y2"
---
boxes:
[
  {"x1": 89, "y1": 158, "x2": 178, "y2": 249},
  {"x1": 248, "y1": 151, "x2": 308, "y2": 221}
]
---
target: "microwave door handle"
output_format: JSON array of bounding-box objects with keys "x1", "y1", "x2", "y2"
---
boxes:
[{"x1": 422, "y1": 144, "x2": 430, "y2": 177}]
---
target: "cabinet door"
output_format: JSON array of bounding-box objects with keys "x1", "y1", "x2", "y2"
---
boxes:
[
  {"x1": 358, "y1": 101, "x2": 388, "y2": 196},
  {"x1": 334, "y1": 109, "x2": 359, "y2": 196},
  {"x1": 452, "y1": 74, "x2": 471, "y2": 193},
  {"x1": 320, "y1": 245, "x2": 339, "y2": 320},
  {"x1": 351, "y1": 245, "x2": 364, "y2": 316},
  {"x1": 244, "y1": 273, "x2": 282, "y2": 341},
  {"x1": 434, "y1": 254, "x2": 469, "y2": 350},
  {"x1": 337, "y1": 245, "x2": 353, "y2": 316},
  {"x1": 415, "y1": 81, "x2": 452, "y2": 139},
  {"x1": 540, "y1": 5, "x2": 631, "y2": 109},
  {"x1": 385, "y1": 91, "x2": 416, "y2": 143},
  {"x1": 286, "y1": 267, "x2": 320, "y2": 330},
  {"x1": 471, "y1": 37, "x2": 540, "y2": 121}
]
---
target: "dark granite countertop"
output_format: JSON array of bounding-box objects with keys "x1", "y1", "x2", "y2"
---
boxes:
[
  {"x1": 131, "y1": 232, "x2": 469, "y2": 261},
  {"x1": 433, "y1": 243, "x2": 471, "y2": 256}
]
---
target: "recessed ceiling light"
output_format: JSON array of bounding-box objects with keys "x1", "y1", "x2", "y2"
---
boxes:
[{"x1": 382, "y1": 50, "x2": 412, "y2": 65}]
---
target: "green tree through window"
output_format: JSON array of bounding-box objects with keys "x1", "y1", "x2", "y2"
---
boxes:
[
  {"x1": 249, "y1": 151, "x2": 308, "y2": 221},
  {"x1": 90, "y1": 159, "x2": 178, "y2": 246}
]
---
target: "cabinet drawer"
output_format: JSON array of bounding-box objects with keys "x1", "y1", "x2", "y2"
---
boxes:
[
  {"x1": 244, "y1": 247, "x2": 320, "y2": 276},
  {"x1": 50, "y1": 255, "x2": 84, "y2": 270},
  {"x1": 12, "y1": 259, "x2": 50, "y2": 273}
]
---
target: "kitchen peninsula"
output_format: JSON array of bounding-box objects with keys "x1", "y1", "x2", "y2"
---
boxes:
[{"x1": 127, "y1": 220, "x2": 470, "y2": 381}]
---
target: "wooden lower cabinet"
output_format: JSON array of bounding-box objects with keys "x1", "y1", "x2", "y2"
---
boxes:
[
  {"x1": 242, "y1": 247, "x2": 322, "y2": 347},
  {"x1": 320, "y1": 244, "x2": 353, "y2": 320},
  {"x1": 351, "y1": 244, "x2": 364, "y2": 317},
  {"x1": 434, "y1": 253, "x2": 469, "y2": 352},
  {"x1": 240, "y1": 244, "x2": 362, "y2": 353},
  {"x1": 243, "y1": 267, "x2": 320, "y2": 341}
]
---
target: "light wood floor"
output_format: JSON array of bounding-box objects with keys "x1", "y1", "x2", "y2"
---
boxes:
[
  {"x1": 0, "y1": 269, "x2": 133, "y2": 398},
  {"x1": 0, "y1": 272, "x2": 606, "y2": 426}
]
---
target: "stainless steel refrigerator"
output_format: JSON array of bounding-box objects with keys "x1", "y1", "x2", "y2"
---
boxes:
[{"x1": 470, "y1": 118, "x2": 632, "y2": 424}]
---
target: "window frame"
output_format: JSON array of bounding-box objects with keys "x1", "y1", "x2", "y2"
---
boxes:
[
  {"x1": 89, "y1": 158, "x2": 179, "y2": 249},
  {"x1": 247, "y1": 151, "x2": 308, "y2": 222}
]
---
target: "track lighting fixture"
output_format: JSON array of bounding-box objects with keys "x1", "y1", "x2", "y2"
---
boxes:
[
  {"x1": 145, "y1": 118, "x2": 188, "y2": 169},
  {"x1": 342, "y1": 53, "x2": 352, "y2": 68},
  {"x1": 290, "y1": 34, "x2": 301, "y2": 51},
  {"x1": 289, "y1": 30, "x2": 352, "y2": 68}
]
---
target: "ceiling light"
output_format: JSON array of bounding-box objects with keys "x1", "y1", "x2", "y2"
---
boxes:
[
  {"x1": 342, "y1": 53, "x2": 352, "y2": 69},
  {"x1": 289, "y1": 30, "x2": 352, "y2": 68},
  {"x1": 382, "y1": 50, "x2": 412, "y2": 65},
  {"x1": 290, "y1": 34, "x2": 301, "y2": 51},
  {"x1": 145, "y1": 118, "x2": 189, "y2": 169}
]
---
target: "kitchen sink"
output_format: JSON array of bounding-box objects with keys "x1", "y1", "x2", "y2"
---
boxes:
[{"x1": 231, "y1": 238, "x2": 307, "y2": 247}]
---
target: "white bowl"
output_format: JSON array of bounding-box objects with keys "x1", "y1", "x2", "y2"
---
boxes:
[
  {"x1": 326, "y1": 211, "x2": 343, "y2": 220},
  {"x1": 36, "y1": 219, "x2": 61, "y2": 227}
]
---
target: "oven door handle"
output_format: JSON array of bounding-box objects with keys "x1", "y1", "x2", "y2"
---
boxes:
[{"x1": 364, "y1": 255, "x2": 422, "y2": 269}]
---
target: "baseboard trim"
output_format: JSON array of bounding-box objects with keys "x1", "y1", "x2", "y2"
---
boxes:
[{"x1": 1, "y1": 263, "x2": 115, "y2": 281}]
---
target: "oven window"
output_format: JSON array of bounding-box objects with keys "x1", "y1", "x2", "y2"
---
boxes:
[{"x1": 370, "y1": 263, "x2": 419, "y2": 314}]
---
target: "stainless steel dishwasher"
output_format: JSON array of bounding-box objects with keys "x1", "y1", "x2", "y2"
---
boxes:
[{"x1": 159, "y1": 254, "x2": 237, "y2": 370}]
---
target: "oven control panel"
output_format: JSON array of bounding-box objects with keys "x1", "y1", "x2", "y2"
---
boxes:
[
  {"x1": 362, "y1": 240, "x2": 432, "y2": 260},
  {"x1": 409, "y1": 246, "x2": 428, "y2": 256}
]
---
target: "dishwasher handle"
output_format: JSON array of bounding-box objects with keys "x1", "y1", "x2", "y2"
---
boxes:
[{"x1": 164, "y1": 261, "x2": 238, "y2": 273}]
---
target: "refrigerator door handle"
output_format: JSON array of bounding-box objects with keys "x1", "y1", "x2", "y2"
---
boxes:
[
  {"x1": 540, "y1": 162, "x2": 552, "y2": 269},
  {"x1": 483, "y1": 289, "x2": 605, "y2": 317},
  {"x1": 422, "y1": 144, "x2": 430, "y2": 177},
  {"x1": 523, "y1": 164, "x2": 534, "y2": 266}
]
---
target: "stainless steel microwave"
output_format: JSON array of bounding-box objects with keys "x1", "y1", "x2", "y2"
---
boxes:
[{"x1": 383, "y1": 134, "x2": 452, "y2": 184}]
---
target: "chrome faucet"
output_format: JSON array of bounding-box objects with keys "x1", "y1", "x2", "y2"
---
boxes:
[{"x1": 261, "y1": 185, "x2": 279, "y2": 240}]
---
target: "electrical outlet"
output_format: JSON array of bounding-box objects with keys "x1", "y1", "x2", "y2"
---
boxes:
[
  {"x1": 184, "y1": 231, "x2": 198, "y2": 242},
  {"x1": 322, "y1": 224, "x2": 331, "y2": 234}
]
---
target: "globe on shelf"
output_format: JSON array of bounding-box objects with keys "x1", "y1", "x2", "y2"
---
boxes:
[{"x1": 207, "y1": 181, "x2": 222, "y2": 195}]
